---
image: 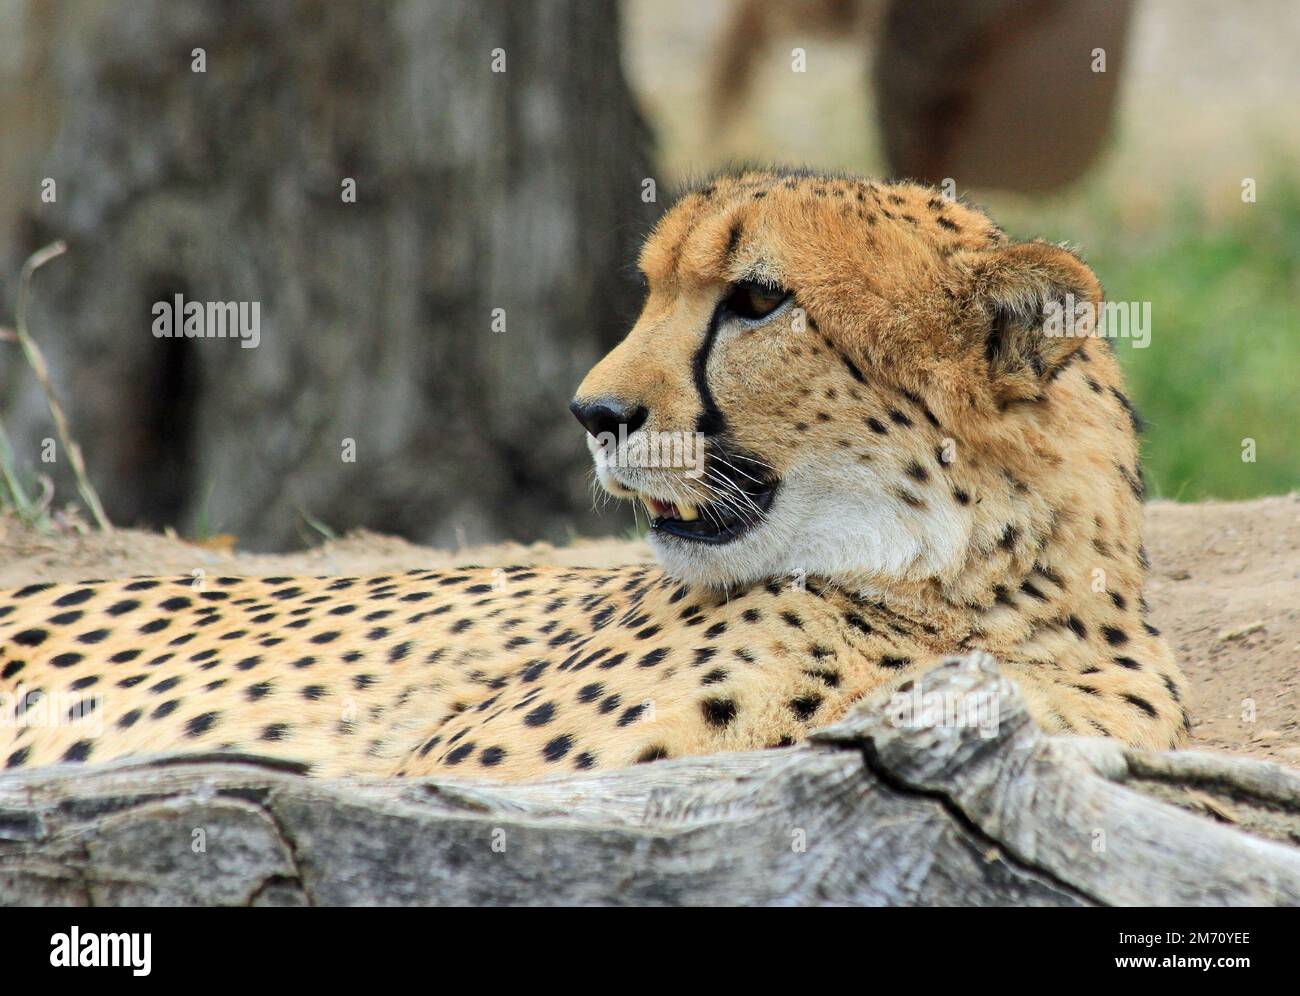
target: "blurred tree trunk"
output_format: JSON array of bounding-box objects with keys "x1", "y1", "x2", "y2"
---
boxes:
[{"x1": 0, "y1": 0, "x2": 654, "y2": 550}]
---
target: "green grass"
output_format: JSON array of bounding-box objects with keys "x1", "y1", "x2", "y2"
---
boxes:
[
  {"x1": 994, "y1": 171, "x2": 1300, "y2": 501},
  {"x1": 0, "y1": 420, "x2": 54, "y2": 530}
]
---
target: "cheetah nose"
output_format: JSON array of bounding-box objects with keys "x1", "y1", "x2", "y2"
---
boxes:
[{"x1": 569, "y1": 397, "x2": 648, "y2": 440}]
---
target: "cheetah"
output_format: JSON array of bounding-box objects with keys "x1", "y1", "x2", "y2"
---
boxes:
[{"x1": 0, "y1": 168, "x2": 1187, "y2": 781}]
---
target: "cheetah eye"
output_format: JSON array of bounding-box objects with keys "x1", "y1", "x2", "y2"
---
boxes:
[{"x1": 721, "y1": 280, "x2": 791, "y2": 324}]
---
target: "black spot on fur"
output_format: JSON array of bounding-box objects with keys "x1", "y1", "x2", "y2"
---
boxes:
[
  {"x1": 149, "y1": 675, "x2": 181, "y2": 694},
  {"x1": 894, "y1": 488, "x2": 924, "y2": 508},
  {"x1": 446, "y1": 742, "x2": 476, "y2": 765},
  {"x1": 789, "y1": 694, "x2": 822, "y2": 720},
  {"x1": 61, "y1": 740, "x2": 94, "y2": 763},
  {"x1": 1019, "y1": 581, "x2": 1048, "y2": 601},
  {"x1": 118, "y1": 708, "x2": 143, "y2": 729},
  {"x1": 998, "y1": 524, "x2": 1020, "y2": 551},
  {"x1": 184, "y1": 712, "x2": 219, "y2": 737},
  {"x1": 577, "y1": 682, "x2": 604, "y2": 703},
  {"x1": 524, "y1": 701, "x2": 556, "y2": 726},
  {"x1": 844, "y1": 612, "x2": 873, "y2": 635},
  {"x1": 841, "y1": 353, "x2": 867, "y2": 383},
  {"x1": 53, "y1": 588, "x2": 95, "y2": 607},
  {"x1": 725, "y1": 222, "x2": 743, "y2": 258},
  {"x1": 701, "y1": 697, "x2": 737, "y2": 727},
  {"x1": 542, "y1": 734, "x2": 574, "y2": 761},
  {"x1": 638, "y1": 647, "x2": 669, "y2": 668},
  {"x1": 637, "y1": 745, "x2": 670, "y2": 764},
  {"x1": 618, "y1": 703, "x2": 647, "y2": 726},
  {"x1": 1109, "y1": 386, "x2": 1146, "y2": 433},
  {"x1": 804, "y1": 668, "x2": 841, "y2": 688},
  {"x1": 1162, "y1": 674, "x2": 1182, "y2": 703},
  {"x1": 1122, "y1": 693, "x2": 1158, "y2": 718},
  {"x1": 1118, "y1": 463, "x2": 1147, "y2": 501},
  {"x1": 13, "y1": 629, "x2": 49, "y2": 647}
]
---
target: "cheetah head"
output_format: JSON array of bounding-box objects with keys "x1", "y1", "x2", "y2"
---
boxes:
[{"x1": 573, "y1": 168, "x2": 1127, "y2": 592}]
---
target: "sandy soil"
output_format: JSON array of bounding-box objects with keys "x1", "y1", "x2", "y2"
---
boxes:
[
  {"x1": 1141, "y1": 496, "x2": 1300, "y2": 765},
  {"x1": 2, "y1": 495, "x2": 1297, "y2": 766}
]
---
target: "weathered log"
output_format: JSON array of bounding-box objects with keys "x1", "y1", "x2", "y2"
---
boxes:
[{"x1": 2, "y1": 653, "x2": 1298, "y2": 906}]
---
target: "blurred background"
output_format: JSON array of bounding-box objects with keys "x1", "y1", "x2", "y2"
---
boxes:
[{"x1": 0, "y1": 0, "x2": 1296, "y2": 553}]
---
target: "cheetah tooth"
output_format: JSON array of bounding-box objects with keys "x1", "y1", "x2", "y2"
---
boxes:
[{"x1": 639, "y1": 496, "x2": 699, "y2": 521}]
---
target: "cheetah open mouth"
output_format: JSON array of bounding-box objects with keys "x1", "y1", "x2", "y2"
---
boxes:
[{"x1": 640, "y1": 478, "x2": 778, "y2": 545}]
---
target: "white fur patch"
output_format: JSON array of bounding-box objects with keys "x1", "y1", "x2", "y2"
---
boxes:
[{"x1": 632, "y1": 453, "x2": 970, "y2": 590}]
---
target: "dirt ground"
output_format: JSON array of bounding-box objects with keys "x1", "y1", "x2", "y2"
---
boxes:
[{"x1": 2, "y1": 495, "x2": 1297, "y2": 767}]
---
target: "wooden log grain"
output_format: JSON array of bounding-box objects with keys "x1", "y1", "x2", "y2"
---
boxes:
[{"x1": 2, "y1": 654, "x2": 1297, "y2": 906}]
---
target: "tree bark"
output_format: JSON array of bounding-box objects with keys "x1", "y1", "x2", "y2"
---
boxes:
[
  {"x1": 0, "y1": 0, "x2": 655, "y2": 550},
  {"x1": 3, "y1": 653, "x2": 1297, "y2": 906}
]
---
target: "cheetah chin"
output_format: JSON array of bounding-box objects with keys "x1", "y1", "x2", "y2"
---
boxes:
[{"x1": 596, "y1": 451, "x2": 967, "y2": 592}]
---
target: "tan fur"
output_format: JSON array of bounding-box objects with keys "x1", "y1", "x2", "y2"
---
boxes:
[{"x1": 0, "y1": 170, "x2": 1187, "y2": 781}]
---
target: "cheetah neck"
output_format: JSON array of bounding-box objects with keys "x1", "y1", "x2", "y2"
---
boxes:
[{"x1": 828, "y1": 479, "x2": 1154, "y2": 665}]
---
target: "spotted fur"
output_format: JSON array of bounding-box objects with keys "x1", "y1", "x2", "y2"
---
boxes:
[{"x1": 0, "y1": 169, "x2": 1187, "y2": 780}]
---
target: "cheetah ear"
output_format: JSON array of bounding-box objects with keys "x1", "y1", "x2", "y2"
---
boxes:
[{"x1": 956, "y1": 241, "x2": 1103, "y2": 405}]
